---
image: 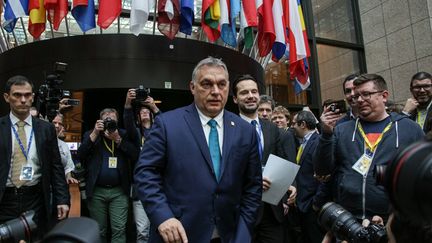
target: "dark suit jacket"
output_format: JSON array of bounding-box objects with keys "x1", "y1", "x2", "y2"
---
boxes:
[
  {"x1": 134, "y1": 104, "x2": 262, "y2": 243},
  {"x1": 0, "y1": 115, "x2": 70, "y2": 221},
  {"x1": 77, "y1": 128, "x2": 139, "y2": 199},
  {"x1": 408, "y1": 105, "x2": 432, "y2": 133},
  {"x1": 295, "y1": 132, "x2": 329, "y2": 213}
]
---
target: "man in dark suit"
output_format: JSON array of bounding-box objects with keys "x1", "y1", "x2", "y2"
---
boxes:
[
  {"x1": 134, "y1": 57, "x2": 262, "y2": 243},
  {"x1": 292, "y1": 111, "x2": 327, "y2": 243},
  {"x1": 0, "y1": 75, "x2": 70, "y2": 238},
  {"x1": 231, "y1": 74, "x2": 296, "y2": 243}
]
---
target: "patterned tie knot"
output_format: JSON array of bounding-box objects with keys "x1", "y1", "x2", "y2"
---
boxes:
[
  {"x1": 16, "y1": 121, "x2": 26, "y2": 128},
  {"x1": 208, "y1": 119, "x2": 217, "y2": 128},
  {"x1": 251, "y1": 120, "x2": 257, "y2": 126}
]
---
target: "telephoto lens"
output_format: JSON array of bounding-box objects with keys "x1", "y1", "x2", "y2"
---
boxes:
[
  {"x1": 318, "y1": 202, "x2": 387, "y2": 243},
  {"x1": 0, "y1": 210, "x2": 37, "y2": 243}
]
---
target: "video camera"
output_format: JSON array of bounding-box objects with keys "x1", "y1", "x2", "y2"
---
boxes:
[
  {"x1": 0, "y1": 210, "x2": 36, "y2": 243},
  {"x1": 318, "y1": 202, "x2": 387, "y2": 243},
  {"x1": 37, "y1": 62, "x2": 70, "y2": 121}
]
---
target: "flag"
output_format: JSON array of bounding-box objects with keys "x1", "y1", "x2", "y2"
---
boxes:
[
  {"x1": 72, "y1": 0, "x2": 95, "y2": 32},
  {"x1": 45, "y1": 0, "x2": 68, "y2": 30},
  {"x1": 257, "y1": 0, "x2": 275, "y2": 57},
  {"x1": 220, "y1": 0, "x2": 236, "y2": 47},
  {"x1": 158, "y1": 0, "x2": 180, "y2": 39},
  {"x1": 239, "y1": 0, "x2": 257, "y2": 49},
  {"x1": 287, "y1": 0, "x2": 310, "y2": 93},
  {"x1": 97, "y1": 0, "x2": 121, "y2": 29},
  {"x1": 130, "y1": 0, "x2": 154, "y2": 36},
  {"x1": 202, "y1": 0, "x2": 220, "y2": 42},
  {"x1": 271, "y1": 0, "x2": 287, "y2": 60},
  {"x1": 294, "y1": 60, "x2": 310, "y2": 94},
  {"x1": 28, "y1": 0, "x2": 46, "y2": 39},
  {"x1": 179, "y1": 0, "x2": 194, "y2": 35},
  {"x1": 3, "y1": 0, "x2": 29, "y2": 32}
]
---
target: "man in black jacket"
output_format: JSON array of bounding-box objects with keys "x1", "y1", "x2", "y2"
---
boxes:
[{"x1": 77, "y1": 108, "x2": 139, "y2": 242}]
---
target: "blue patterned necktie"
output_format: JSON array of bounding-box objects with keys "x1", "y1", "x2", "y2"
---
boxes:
[
  {"x1": 208, "y1": 119, "x2": 221, "y2": 181},
  {"x1": 251, "y1": 120, "x2": 263, "y2": 161}
]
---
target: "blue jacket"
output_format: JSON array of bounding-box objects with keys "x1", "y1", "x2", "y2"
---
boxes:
[{"x1": 314, "y1": 113, "x2": 424, "y2": 218}]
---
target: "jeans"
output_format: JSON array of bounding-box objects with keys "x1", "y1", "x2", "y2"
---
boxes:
[
  {"x1": 133, "y1": 200, "x2": 150, "y2": 243},
  {"x1": 87, "y1": 186, "x2": 129, "y2": 243}
]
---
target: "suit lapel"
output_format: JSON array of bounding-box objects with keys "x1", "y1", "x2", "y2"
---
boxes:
[
  {"x1": 32, "y1": 117, "x2": 43, "y2": 166},
  {"x1": 220, "y1": 112, "x2": 236, "y2": 179},
  {"x1": 0, "y1": 116, "x2": 12, "y2": 166},
  {"x1": 183, "y1": 104, "x2": 214, "y2": 174},
  {"x1": 259, "y1": 119, "x2": 271, "y2": 161},
  {"x1": 299, "y1": 132, "x2": 318, "y2": 164}
]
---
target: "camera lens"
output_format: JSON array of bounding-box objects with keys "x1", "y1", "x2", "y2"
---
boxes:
[
  {"x1": 384, "y1": 141, "x2": 432, "y2": 222},
  {"x1": 0, "y1": 211, "x2": 36, "y2": 243}
]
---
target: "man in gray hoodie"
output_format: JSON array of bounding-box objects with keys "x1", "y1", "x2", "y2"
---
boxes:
[{"x1": 314, "y1": 74, "x2": 424, "y2": 222}]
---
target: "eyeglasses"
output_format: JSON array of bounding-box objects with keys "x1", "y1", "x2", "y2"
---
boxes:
[
  {"x1": 352, "y1": 90, "x2": 383, "y2": 101},
  {"x1": 411, "y1": 84, "x2": 432, "y2": 92}
]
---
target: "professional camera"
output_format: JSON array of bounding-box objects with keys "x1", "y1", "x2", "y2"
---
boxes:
[
  {"x1": 103, "y1": 117, "x2": 118, "y2": 133},
  {"x1": 72, "y1": 163, "x2": 87, "y2": 200},
  {"x1": 318, "y1": 202, "x2": 387, "y2": 243},
  {"x1": 133, "y1": 85, "x2": 150, "y2": 105},
  {"x1": 0, "y1": 210, "x2": 37, "y2": 243},
  {"x1": 374, "y1": 140, "x2": 432, "y2": 223},
  {"x1": 37, "y1": 62, "x2": 70, "y2": 121}
]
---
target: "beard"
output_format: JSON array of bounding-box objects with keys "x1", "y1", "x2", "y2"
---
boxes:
[{"x1": 239, "y1": 104, "x2": 258, "y2": 115}]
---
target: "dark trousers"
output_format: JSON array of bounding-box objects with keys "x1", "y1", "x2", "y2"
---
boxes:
[
  {"x1": 253, "y1": 204, "x2": 285, "y2": 243},
  {"x1": 0, "y1": 184, "x2": 46, "y2": 241},
  {"x1": 299, "y1": 210, "x2": 325, "y2": 243}
]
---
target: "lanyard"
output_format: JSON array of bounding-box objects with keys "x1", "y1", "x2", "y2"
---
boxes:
[
  {"x1": 358, "y1": 122, "x2": 392, "y2": 152},
  {"x1": 103, "y1": 138, "x2": 115, "y2": 156},
  {"x1": 11, "y1": 123, "x2": 33, "y2": 161}
]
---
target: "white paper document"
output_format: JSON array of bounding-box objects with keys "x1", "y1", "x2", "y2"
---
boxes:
[{"x1": 262, "y1": 154, "x2": 300, "y2": 205}]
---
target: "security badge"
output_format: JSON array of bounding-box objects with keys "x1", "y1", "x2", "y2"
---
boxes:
[
  {"x1": 20, "y1": 165, "x2": 34, "y2": 181},
  {"x1": 352, "y1": 149, "x2": 374, "y2": 176},
  {"x1": 108, "y1": 157, "x2": 118, "y2": 168}
]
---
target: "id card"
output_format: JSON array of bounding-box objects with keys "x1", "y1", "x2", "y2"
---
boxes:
[
  {"x1": 352, "y1": 153, "x2": 373, "y2": 176},
  {"x1": 20, "y1": 166, "x2": 34, "y2": 181},
  {"x1": 108, "y1": 157, "x2": 118, "y2": 168}
]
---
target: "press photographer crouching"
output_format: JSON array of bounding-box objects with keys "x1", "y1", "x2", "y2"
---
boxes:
[
  {"x1": 77, "y1": 108, "x2": 139, "y2": 242},
  {"x1": 319, "y1": 135, "x2": 432, "y2": 243}
]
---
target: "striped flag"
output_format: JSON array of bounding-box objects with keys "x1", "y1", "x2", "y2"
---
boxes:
[
  {"x1": 271, "y1": 0, "x2": 287, "y2": 60},
  {"x1": 158, "y1": 0, "x2": 180, "y2": 39},
  {"x1": 239, "y1": 0, "x2": 257, "y2": 49},
  {"x1": 72, "y1": 0, "x2": 96, "y2": 32},
  {"x1": 28, "y1": 0, "x2": 46, "y2": 39},
  {"x1": 202, "y1": 0, "x2": 221, "y2": 42},
  {"x1": 130, "y1": 0, "x2": 155, "y2": 36},
  {"x1": 97, "y1": 0, "x2": 121, "y2": 29},
  {"x1": 45, "y1": 0, "x2": 68, "y2": 30},
  {"x1": 3, "y1": 0, "x2": 29, "y2": 32},
  {"x1": 179, "y1": 0, "x2": 194, "y2": 35},
  {"x1": 219, "y1": 0, "x2": 235, "y2": 46},
  {"x1": 287, "y1": 0, "x2": 310, "y2": 93},
  {"x1": 257, "y1": 0, "x2": 275, "y2": 57}
]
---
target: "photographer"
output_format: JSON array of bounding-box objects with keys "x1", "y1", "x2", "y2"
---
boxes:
[
  {"x1": 314, "y1": 74, "x2": 424, "y2": 231},
  {"x1": 77, "y1": 108, "x2": 139, "y2": 242},
  {"x1": 124, "y1": 88, "x2": 160, "y2": 243}
]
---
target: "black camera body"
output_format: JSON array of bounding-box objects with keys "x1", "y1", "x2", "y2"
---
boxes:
[
  {"x1": 37, "y1": 62, "x2": 70, "y2": 121},
  {"x1": 318, "y1": 202, "x2": 387, "y2": 243},
  {"x1": 134, "y1": 85, "x2": 150, "y2": 105},
  {"x1": 0, "y1": 210, "x2": 36, "y2": 243},
  {"x1": 324, "y1": 99, "x2": 348, "y2": 114},
  {"x1": 103, "y1": 117, "x2": 118, "y2": 133},
  {"x1": 72, "y1": 163, "x2": 87, "y2": 200}
]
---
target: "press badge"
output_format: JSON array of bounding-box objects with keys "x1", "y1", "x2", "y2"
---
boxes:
[
  {"x1": 108, "y1": 157, "x2": 118, "y2": 168},
  {"x1": 352, "y1": 150, "x2": 374, "y2": 176},
  {"x1": 20, "y1": 166, "x2": 34, "y2": 181}
]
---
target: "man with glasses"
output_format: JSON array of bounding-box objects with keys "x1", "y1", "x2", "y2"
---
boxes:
[
  {"x1": 314, "y1": 74, "x2": 424, "y2": 236},
  {"x1": 402, "y1": 71, "x2": 432, "y2": 133}
]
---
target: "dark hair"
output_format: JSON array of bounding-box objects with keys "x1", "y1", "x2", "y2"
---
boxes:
[
  {"x1": 258, "y1": 95, "x2": 275, "y2": 109},
  {"x1": 231, "y1": 74, "x2": 258, "y2": 97},
  {"x1": 353, "y1": 73, "x2": 388, "y2": 91},
  {"x1": 391, "y1": 212, "x2": 432, "y2": 243},
  {"x1": 295, "y1": 110, "x2": 316, "y2": 130},
  {"x1": 342, "y1": 73, "x2": 359, "y2": 92},
  {"x1": 410, "y1": 71, "x2": 432, "y2": 87},
  {"x1": 4, "y1": 75, "x2": 34, "y2": 94}
]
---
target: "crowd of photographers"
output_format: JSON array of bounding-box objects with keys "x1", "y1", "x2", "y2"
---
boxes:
[{"x1": 1, "y1": 63, "x2": 431, "y2": 243}]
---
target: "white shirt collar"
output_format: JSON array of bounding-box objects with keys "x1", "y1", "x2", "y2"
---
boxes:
[
  {"x1": 302, "y1": 130, "x2": 316, "y2": 144},
  {"x1": 9, "y1": 112, "x2": 32, "y2": 127},
  {"x1": 239, "y1": 113, "x2": 259, "y2": 125},
  {"x1": 196, "y1": 106, "x2": 224, "y2": 128}
]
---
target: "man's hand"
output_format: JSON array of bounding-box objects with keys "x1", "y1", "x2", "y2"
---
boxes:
[
  {"x1": 158, "y1": 218, "x2": 188, "y2": 243},
  {"x1": 287, "y1": 186, "x2": 296, "y2": 205},
  {"x1": 125, "y1": 89, "x2": 136, "y2": 108},
  {"x1": 143, "y1": 96, "x2": 160, "y2": 114},
  {"x1": 104, "y1": 129, "x2": 122, "y2": 144},
  {"x1": 262, "y1": 176, "x2": 272, "y2": 191},
  {"x1": 320, "y1": 105, "x2": 343, "y2": 134},
  {"x1": 403, "y1": 98, "x2": 419, "y2": 114},
  {"x1": 59, "y1": 98, "x2": 72, "y2": 113},
  {"x1": 57, "y1": 204, "x2": 69, "y2": 220},
  {"x1": 66, "y1": 173, "x2": 79, "y2": 184},
  {"x1": 90, "y1": 120, "x2": 104, "y2": 142}
]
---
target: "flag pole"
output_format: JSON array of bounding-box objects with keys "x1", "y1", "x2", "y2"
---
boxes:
[
  {"x1": 152, "y1": 0, "x2": 158, "y2": 35},
  {"x1": 19, "y1": 17, "x2": 29, "y2": 43}
]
